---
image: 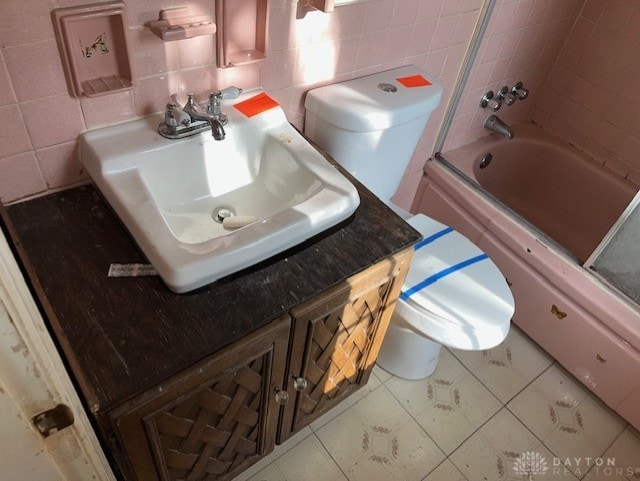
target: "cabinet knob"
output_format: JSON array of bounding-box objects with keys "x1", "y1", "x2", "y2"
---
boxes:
[
  {"x1": 274, "y1": 389, "x2": 289, "y2": 405},
  {"x1": 293, "y1": 377, "x2": 308, "y2": 391}
]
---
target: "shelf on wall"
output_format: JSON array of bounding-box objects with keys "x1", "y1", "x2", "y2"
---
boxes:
[
  {"x1": 149, "y1": 7, "x2": 216, "y2": 41},
  {"x1": 216, "y1": 0, "x2": 268, "y2": 68},
  {"x1": 52, "y1": 1, "x2": 134, "y2": 98}
]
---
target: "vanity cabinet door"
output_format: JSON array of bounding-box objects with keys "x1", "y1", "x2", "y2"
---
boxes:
[
  {"x1": 278, "y1": 249, "x2": 412, "y2": 442},
  {"x1": 109, "y1": 315, "x2": 290, "y2": 481}
]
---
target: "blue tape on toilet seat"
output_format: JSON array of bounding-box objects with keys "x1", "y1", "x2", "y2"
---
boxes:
[
  {"x1": 401, "y1": 253, "x2": 489, "y2": 301},
  {"x1": 413, "y1": 226, "x2": 453, "y2": 251}
]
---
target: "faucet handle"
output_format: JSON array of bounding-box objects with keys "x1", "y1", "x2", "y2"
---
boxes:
[
  {"x1": 216, "y1": 86, "x2": 243, "y2": 100},
  {"x1": 497, "y1": 86, "x2": 516, "y2": 106},
  {"x1": 480, "y1": 91, "x2": 501, "y2": 111},
  {"x1": 511, "y1": 81, "x2": 529, "y2": 100},
  {"x1": 208, "y1": 86, "x2": 242, "y2": 117}
]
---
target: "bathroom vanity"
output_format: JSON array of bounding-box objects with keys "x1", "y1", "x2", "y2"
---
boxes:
[{"x1": 1, "y1": 174, "x2": 419, "y2": 480}]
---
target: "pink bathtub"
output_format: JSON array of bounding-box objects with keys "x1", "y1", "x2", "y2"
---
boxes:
[{"x1": 413, "y1": 122, "x2": 640, "y2": 429}]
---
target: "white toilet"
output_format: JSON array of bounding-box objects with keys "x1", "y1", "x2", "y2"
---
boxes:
[{"x1": 305, "y1": 65, "x2": 515, "y2": 379}]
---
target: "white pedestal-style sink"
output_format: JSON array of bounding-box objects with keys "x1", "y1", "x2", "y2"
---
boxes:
[{"x1": 80, "y1": 89, "x2": 360, "y2": 293}]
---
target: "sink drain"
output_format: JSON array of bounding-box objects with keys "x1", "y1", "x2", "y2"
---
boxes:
[{"x1": 212, "y1": 206, "x2": 236, "y2": 223}]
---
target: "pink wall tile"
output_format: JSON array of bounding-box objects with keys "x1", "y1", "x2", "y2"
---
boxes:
[
  {"x1": 488, "y1": 2, "x2": 518, "y2": 36},
  {"x1": 581, "y1": 0, "x2": 606, "y2": 22},
  {"x1": 133, "y1": 72, "x2": 181, "y2": 117},
  {"x1": 510, "y1": 0, "x2": 535, "y2": 30},
  {"x1": 0, "y1": 0, "x2": 55, "y2": 47},
  {"x1": 406, "y1": 21, "x2": 437, "y2": 58},
  {"x1": 80, "y1": 91, "x2": 136, "y2": 129},
  {"x1": 417, "y1": 0, "x2": 444, "y2": 22},
  {"x1": 268, "y1": 3, "x2": 297, "y2": 51},
  {"x1": 453, "y1": 10, "x2": 481, "y2": 45},
  {"x1": 0, "y1": 58, "x2": 16, "y2": 106},
  {"x1": 599, "y1": 0, "x2": 634, "y2": 31},
  {"x1": 35, "y1": 141, "x2": 87, "y2": 189},
  {"x1": 21, "y1": 95, "x2": 85, "y2": 150},
  {"x1": 531, "y1": 0, "x2": 640, "y2": 179},
  {"x1": 0, "y1": 105, "x2": 32, "y2": 158},
  {"x1": 355, "y1": 32, "x2": 387, "y2": 70},
  {"x1": 363, "y1": 0, "x2": 395, "y2": 31},
  {"x1": 3, "y1": 40, "x2": 69, "y2": 102},
  {"x1": 1, "y1": 0, "x2": 571, "y2": 207},
  {"x1": 0, "y1": 152, "x2": 46, "y2": 203},
  {"x1": 431, "y1": 15, "x2": 459, "y2": 50},
  {"x1": 129, "y1": 27, "x2": 179, "y2": 78},
  {"x1": 381, "y1": 26, "x2": 413, "y2": 62},
  {"x1": 176, "y1": 36, "x2": 216, "y2": 70},
  {"x1": 261, "y1": 50, "x2": 297, "y2": 91},
  {"x1": 391, "y1": 0, "x2": 422, "y2": 27},
  {"x1": 442, "y1": 0, "x2": 584, "y2": 153},
  {"x1": 179, "y1": 67, "x2": 218, "y2": 102}
]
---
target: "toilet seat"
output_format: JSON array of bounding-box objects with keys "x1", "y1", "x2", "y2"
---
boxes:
[{"x1": 398, "y1": 214, "x2": 514, "y2": 350}]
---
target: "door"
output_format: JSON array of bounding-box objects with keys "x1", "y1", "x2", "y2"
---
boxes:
[
  {"x1": 279, "y1": 249, "x2": 412, "y2": 442},
  {"x1": 110, "y1": 315, "x2": 291, "y2": 481},
  {"x1": 0, "y1": 229, "x2": 116, "y2": 481}
]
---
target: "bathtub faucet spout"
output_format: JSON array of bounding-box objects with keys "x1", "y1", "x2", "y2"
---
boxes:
[{"x1": 484, "y1": 114, "x2": 514, "y2": 139}]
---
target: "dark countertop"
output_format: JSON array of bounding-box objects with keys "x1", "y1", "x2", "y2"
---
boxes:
[{"x1": 1, "y1": 182, "x2": 420, "y2": 413}]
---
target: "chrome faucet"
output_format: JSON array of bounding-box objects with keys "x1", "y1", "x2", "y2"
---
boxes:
[
  {"x1": 157, "y1": 86, "x2": 242, "y2": 140},
  {"x1": 484, "y1": 114, "x2": 514, "y2": 139},
  {"x1": 183, "y1": 93, "x2": 227, "y2": 140}
]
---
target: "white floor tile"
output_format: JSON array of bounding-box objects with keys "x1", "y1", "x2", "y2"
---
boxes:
[
  {"x1": 507, "y1": 364, "x2": 626, "y2": 476},
  {"x1": 422, "y1": 460, "x2": 468, "y2": 481},
  {"x1": 241, "y1": 434, "x2": 346, "y2": 481},
  {"x1": 315, "y1": 385, "x2": 445, "y2": 481},
  {"x1": 310, "y1": 370, "x2": 382, "y2": 432},
  {"x1": 449, "y1": 408, "x2": 578, "y2": 480},
  {"x1": 584, "y1": 428, "x2": 640, "y2": 480},
  {"x1": 231, "y1": 428, "x2": 314, "y2": 481},
  {"x1": 386, "y1": 349, "x2": 502, "y2": 454},
  {"x1": 450, "y1": 325, "x2": 553, "y2": 403},
  {"x1": 372, "y1": 363, "x2": 393, "y2": 383},
  {"x1": 272, "y1": 435, "x2": 347, "y2": 481}
]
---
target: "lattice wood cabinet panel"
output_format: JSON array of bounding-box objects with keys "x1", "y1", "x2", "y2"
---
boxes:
[
  {"x1": 110, "y1": 315, "x2": 290, "y2": 481},
  {"x1": 279, "y1": 248, "x2": 412, "y2": 441}
]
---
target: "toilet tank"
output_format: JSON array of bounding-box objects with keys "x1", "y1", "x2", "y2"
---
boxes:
[{"x1": 304, "y1": 65, "x2": 442, "y2": 201}]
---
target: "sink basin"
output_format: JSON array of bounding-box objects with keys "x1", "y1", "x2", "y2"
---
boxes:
[{"x1": 80, "y1": 89, "x2": 360, "y2": 292}]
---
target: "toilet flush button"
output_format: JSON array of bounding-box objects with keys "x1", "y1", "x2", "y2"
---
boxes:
[{"x1": 378, "y1": 83, "x2": 398, "y2": 93}]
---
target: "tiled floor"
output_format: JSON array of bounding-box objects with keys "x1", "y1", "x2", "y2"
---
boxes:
[{"x1": 233, "y1": 326, "x2": 640, "y2": 481}]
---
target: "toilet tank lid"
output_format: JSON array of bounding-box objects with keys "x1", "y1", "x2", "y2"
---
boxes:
[{"x1": 305, "y1": 65, "x2": 442, "y2": 132}]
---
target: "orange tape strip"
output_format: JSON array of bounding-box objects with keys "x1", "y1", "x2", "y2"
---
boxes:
[
  {"x1": 396, "y1": 75, "x2": 432, "y2": 88},
  {"x1": 233, "y1": 92, "x2": 279, "y2": 117}
]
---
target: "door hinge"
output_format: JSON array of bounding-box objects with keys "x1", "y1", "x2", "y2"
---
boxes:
[{"x1": 32, "y1": 404, "x2": 75, "y2": 437}]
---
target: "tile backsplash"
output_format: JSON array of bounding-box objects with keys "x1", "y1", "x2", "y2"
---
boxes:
[
  {"x1": 0, "y1": 0, "x2": 485, "y2": 206},
  {"x1": 6, "y1": 0, "x2": 632, "y2": 209}
]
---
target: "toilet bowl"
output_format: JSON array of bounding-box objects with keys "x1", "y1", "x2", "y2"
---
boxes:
[
  {"x1": 304, "y1": 65, "x2": 515, "y2": 379},
  {"x1": 376, "y1": 213, "x2": 513, "y2": 378}
]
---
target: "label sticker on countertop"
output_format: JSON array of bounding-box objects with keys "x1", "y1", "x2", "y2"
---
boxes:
[
  {"x1": 234, "y1": 92, "x2": 279, "y2": 117},
  {"x1": 396, "y1": 75, "x2": 432, "y2": 88},
  {"x1": 108, "y1": 263, "x2": 158, "y2": 277}
]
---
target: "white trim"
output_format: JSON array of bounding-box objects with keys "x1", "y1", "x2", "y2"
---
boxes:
[{"x1": 0, "y1": 228, "x2": 116, "y2": 481}]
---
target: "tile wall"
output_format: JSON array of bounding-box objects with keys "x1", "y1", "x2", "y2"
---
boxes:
[
  {"x1": 0, "y1": 0, "x2": 484, "y2": 207},
  {"x1": 445, "y1": 0, "x2": 640, "y2": 188},
  {"x1": 531, "y1": 0, "x2": 640, "y2": 184},
  {"x1": 442, "y1": 0, "x2": 584, "y2": 152}
]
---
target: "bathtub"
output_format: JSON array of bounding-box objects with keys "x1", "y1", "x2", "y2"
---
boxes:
[{"x1": 413, "y1": 122, "x2": 640, "y2": 430}]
